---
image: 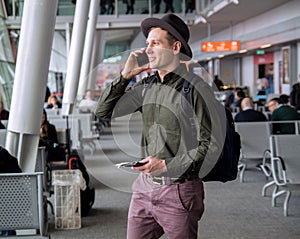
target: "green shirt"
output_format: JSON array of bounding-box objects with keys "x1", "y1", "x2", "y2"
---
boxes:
[
  {"x1": 95, "y1": 64, "x2": 223, "y2": 178},
  {"x1": 271, "y1": 105, "x2": 300, "y2": 134}
]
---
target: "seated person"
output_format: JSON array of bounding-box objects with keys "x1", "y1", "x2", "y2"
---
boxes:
[
  {"x1": 0, "y1": 146, "x2": 22, "y2": 173},
  {"x1": 46, "y1": 95, "x2": 61, "y2": 109},
  {"x1": 0, "y1": 146, "x2": 21, "y2": 236},
  {"x1": 0, "y1": 101, "x2": 9, "y2": 120},
  {"x1": 39, "y1": 109, "x2": 65, "y2": 161},
  {"x1": 279, "y1": 94, "x2": 289, "y2": 105},
  {"x1": 267, "y1": 97, "x2": 300, "y2": 134},
  {"x1": 78, "y1": 90, "x2": 97, "y2": 113},
  {"x1": 234, "y1": 97, "x2": 267, "y2": 122},
  {"x1": 227, "y1": 88, "x2": 245, "y2": 112}
]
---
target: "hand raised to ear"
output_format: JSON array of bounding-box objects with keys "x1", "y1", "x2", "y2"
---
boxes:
[{"x1": 121, "y1": 48, "x2": 150, "y2": 80}]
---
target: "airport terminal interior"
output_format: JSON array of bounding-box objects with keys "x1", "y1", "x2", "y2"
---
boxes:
[{"x1": 0, "y1": 0, "x2": 300, "y2": 238}]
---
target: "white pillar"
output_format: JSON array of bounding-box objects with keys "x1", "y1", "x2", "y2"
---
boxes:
[
  {"x1": 61, "y1": 0, "x2": 91, "y2": 115},
  {"x1": 6, "y1": 0, "x2": 58, "y2": 172},
  {"x1": 87, "y1": 32, "x2": 101, "y2": 91},
  {"x1": 77, "y1": 0, "x2": 100, "y2": 100}
]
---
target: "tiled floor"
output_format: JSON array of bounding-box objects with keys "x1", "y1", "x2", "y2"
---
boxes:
[{"x1": 49, "y1": 114, "x2": 300, "y2": 239}]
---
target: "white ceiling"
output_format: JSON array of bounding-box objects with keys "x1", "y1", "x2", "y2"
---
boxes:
[{"x1": 189, "y1": 0, "x2": 293, "y2": 42}]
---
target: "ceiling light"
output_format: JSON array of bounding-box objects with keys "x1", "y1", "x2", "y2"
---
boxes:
[
  {"x1": 218, "y1": 55, "x2": 225, "y2": 58},
  {"x1": 239, "y1": 49, "x2": 247, "y2": 53},
  {"x1": 260, "y1": 44, "x2": 272, "y2": 49},
  {"x1": 10, "y1": 31, "x2": 19, "y2": 38}
]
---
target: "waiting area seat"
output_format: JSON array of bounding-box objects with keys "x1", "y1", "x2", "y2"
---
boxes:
[
  {"x1": 47, "y1": 112, "x2": 100, "y2": 154},
  {"x1": 235, "y1": 122, "x2": 271, "y2": 182},
  {"x1": 0, "y1": 172, "x2": 49, "y2": 238},
  {"x1": 269, "y1": 135, "x2": 300, "y2": 216}
]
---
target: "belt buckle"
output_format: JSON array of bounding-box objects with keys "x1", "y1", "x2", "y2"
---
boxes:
[
  {"x1": 152, "y1": 176, "x2": 178, "y2": 185},
  {"x1": 152, "y1": 176, "x2": 167, "y2": 185}
]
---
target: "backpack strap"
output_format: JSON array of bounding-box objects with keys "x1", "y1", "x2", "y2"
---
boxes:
[
  {"x1": 181, "y1": 79, "x2": 196, "y2": 132},
  {"x1": 182, "y1": 79, "x2": 194, "y2": 111},
  {"x1": 181, "y1": 79, "x2": 198, "y2": 153}
]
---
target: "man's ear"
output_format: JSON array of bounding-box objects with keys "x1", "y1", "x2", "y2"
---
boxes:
[{"x1": 173, "y1": 41, "x2": 182, "y2": 55}]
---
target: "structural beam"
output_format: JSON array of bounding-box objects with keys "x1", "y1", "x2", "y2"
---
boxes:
[
  {"x1": 6, "y1": 0, "x2": 58, "y2": 172},
  {"x1": 61, "y1": 0, "x2": 91, "y2": 115}
]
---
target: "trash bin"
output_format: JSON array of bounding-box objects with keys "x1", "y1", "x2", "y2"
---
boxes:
[{"x1": 52, "y1": 169, "x2": 86, "y2": 229}]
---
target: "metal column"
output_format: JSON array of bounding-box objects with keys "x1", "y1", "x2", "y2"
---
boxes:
[
  {"x1": 87, "y1": 32, "x2": 101, "y2": 91},
  {"x1": 77, "y1": 0, "x2": 100, "y2": 101},
  {"x1": 6, "y1": 0, "x2": 58, "y2": 172},
  {"x1": 61, "y1": 0, "x2": 91, "y2": 115}
]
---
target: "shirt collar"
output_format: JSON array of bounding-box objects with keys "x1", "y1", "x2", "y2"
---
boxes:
[
  {"x1": 243, "y1": 106, "x2": 253, "y2": 111},
  {"x1": 161, "y1": 64, "x2": 188, "y2": 83}
]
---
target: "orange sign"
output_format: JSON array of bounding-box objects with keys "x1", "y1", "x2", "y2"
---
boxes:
[{"x1": 201, "y1": 41, "x2": 240, "y2": 52}]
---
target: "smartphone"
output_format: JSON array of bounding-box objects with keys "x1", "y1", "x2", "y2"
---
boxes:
[
  {"x1": 137, "y1": 53, "x2": 149, "y2": 66},
  {"x1": 116, "y1": 161, "x2": 147, "y2": 168}
]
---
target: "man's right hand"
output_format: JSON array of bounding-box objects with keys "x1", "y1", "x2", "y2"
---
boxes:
[{"x1": 121, "y1": 48, "x2": 150, "y2": 80}]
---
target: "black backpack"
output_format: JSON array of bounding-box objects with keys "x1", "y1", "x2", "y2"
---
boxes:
[
  {"x1": 68, "y1": 150, "x2": 95, "y2": 217},
  {"x1": 142, "y1": 75, "x2": 241, "y2": 183},
  {"x1": 0, "y1": 146, "x2": 22, "y2": 173}
]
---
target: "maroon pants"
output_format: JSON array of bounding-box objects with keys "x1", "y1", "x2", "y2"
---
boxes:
[{"x1": 127, "y1": 176, "x2": 205, "y2": 239}]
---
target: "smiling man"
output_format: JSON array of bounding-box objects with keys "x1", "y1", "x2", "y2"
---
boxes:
[{"x1": 95, "y1": 14, "x2": 220, "y2": 239}]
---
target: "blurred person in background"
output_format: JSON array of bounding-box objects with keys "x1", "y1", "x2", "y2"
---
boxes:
[
  {"x1": 234, "y1": 97, "x2": 267, "y2": 122},
  {"x1": 267, "y1": 97, "x2": 300, "y2": 134},
  {"x1": 46, "y1": 95, "x2": 61, "y2": 109},
  {"x1": 290, "y1": 74, "x2": 300, "y2": 110},
  {"x1": 0, "y1": 101, "x2": 9, "y2": 120}
]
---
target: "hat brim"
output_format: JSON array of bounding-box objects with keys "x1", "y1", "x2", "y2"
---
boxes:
[{"x1": 141, "y1": 18, "x2": 192, "y2": 61}]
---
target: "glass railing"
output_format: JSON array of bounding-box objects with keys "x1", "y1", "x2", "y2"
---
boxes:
[{"x1": 4, "y1": 0, "x2": 199, "y2": 17}]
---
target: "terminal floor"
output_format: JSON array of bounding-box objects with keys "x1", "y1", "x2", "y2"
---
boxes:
[{"x1": 48, "y1": 114, "x2": 300, "y2": 239}]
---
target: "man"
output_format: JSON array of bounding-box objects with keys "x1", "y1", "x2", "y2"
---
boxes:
[
  {"x1": 213, "y1": 75, "x2": 224, "y2": 91},
  {"x1": 95, "y1": 14, "x2": 222, "y2": 238},
  {"x1": 290, "y1": 74, "x2": 300, "y2": 110},
  {"x1": 267, "y1": 97, "x2": 300, "y2": 134},
  {"x1": 78, "y1": 90, "x2": 97, "y2": 113},
  {"x1": 225, "y1": 87, "x2": 245, "y2": 112},
  {"x1": 234, "y1": 97, "x2": 267, "y2": 122},
  {"x1": 231, "y1": 88, "x2": 245, "y2": 111},
  {"x1": 0, "y1": 101, "x2": 9, "y2": 120}
]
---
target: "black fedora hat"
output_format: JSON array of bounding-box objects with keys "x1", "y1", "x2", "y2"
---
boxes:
[{"x1": 141, "y1": 14, "x2": 192, "y2": 60}]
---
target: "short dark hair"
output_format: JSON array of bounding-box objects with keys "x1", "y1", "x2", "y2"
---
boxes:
[
  {"x1": 237, "y1": 90, "x2": 245, "y2": 98},
  {"x1": 166, "y1": 31, "x2": 178, "y2": 46},
  {"x1": 279, "y1": 94, "x2": 289, "y2": 104},
  {"x1": 269, "y1": 97, "x2": 281, "y2": 104}
]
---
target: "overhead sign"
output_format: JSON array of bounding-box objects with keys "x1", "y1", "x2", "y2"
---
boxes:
[
  {"x1": 256, "y1": 49, "x2": 265, "y2": 55},
  {"x1": 201, "y1": 41, "x2": 240, "y2": 52},
  {"x1": 253, "y1": 52, "x2": 274, "y2": 65}
]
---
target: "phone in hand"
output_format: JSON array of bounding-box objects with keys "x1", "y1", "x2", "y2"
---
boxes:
[
  {"x1": 116, "y1": 161, "x2": 147, "y2": 168},
  {"x1": 137, "y1": 53, "x2": 149, "y2": 66}
]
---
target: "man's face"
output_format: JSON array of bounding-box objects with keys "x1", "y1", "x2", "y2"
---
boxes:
[
  {"x1": 267, "y1": 100, "x2": 278, "y2": 112},
  {"x1": 145, "y1": 28, "x2": 176, "y2": 70}
]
